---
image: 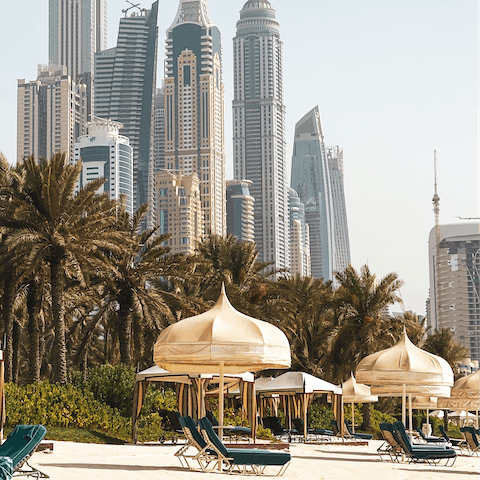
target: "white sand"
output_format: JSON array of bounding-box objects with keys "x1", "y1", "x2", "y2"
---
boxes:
[{"x1": 28, "y1": 440, "x2": 479, "y2": 479}]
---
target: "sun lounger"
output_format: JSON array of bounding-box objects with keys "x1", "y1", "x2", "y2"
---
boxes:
[
  {"x1": 438, "y1": 425, "x2": 465, "y2": 449},
  {"x1": 262, "y1": 417, "x2": 292, "y2": 442},
  {"x1": 198, "y1": 417, "x2": 291, "y2": 475},
  {"x1": 206, "y1": 411, "x2": 252, "y2": 441},
  {"x1": 0, "y1": 424, "x2": 48, "y2": 479},
  {"x1": 344, "y1": 421, "x2": 373, "y2": 440},
  {"x1": 176, "y1": 416, "x2": 218, "y2": 471},
  {"x1": 460, "y1": 426, "x2": 480, "y2": 456},
  {"x1": 393, "y1": 421, "x2": 456, "y2": 466},
  {"x1": 415, "y1": 428, "x2": 446, "y2": 444},
  {"x1": 377, "y1": 423, "x2": 403, "y2": 462},
  {"x1": 291, "y1": 418, "x2": 333, "y2": 442}
]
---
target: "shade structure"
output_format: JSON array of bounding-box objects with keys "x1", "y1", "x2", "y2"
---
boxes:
[
  {"x1": 438, "y1": 371, "x2": 480, "y2": 428},
  {"x1": 154, "y1": 286, "x2": 291, "y2": 374},
  {"x1": 154, "y1": 285, "x2": 291, "y2": 448},
  {"x1": 412, "y1": 396, "x2": 438, "y2": 409},
  {"x1": 255, "y1": 372, "x2": 341, "y2": 439},
  {"x1": 341, "y1": 374, "x2": 378, "y2": 433},
  {"x1": 356, "y1": 330, "x2": 453, "y2": 431},
  {"x1": 131, "y1": 366, "x2": 254, "y2": 443}
]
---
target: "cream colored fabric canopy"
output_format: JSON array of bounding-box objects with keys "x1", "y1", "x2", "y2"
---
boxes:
[
  {"x1": 412, "y1": 396, "x2": 438, "y2": 409},
  {"x1": 438, "y1": 371, "x2": 480, "y2": 410},
  {"x1": 341, "y1": 374, "x2": 378, "y2": 404},
  {"x1": 356, "y1": 331, "x2": 454, "y2": 397},
  {"x1": 154, "y1": 286, "x2": 291, "y2": 374}
]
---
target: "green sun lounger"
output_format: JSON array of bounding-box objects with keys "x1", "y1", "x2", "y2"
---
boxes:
[
  {"x1": 198, "y1": 417, "x2": 291, "y2": 475},
  {"x1": 393, "y1": 421, "x2": 456, "y2": 466},
  {"x1": 0, "y1": 424, "x2": 48, "y2": 479}
]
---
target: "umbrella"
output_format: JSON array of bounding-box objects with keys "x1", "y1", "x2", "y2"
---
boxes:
[
  {"x1": 438, "y1": 371, "x2": 480, "y2": 428},
  {"x1": 255, "y1": 371, "x2": 341, "y2": 439},
  {"x1": 341, "y1": 374, "x2": 378, "y2": 433},
  {"x1": 154, "y1": 285, "x2": 291, "y2": 447},
  {"x1": 356, "y1": 330, "x2": 453, "y2": 434}
]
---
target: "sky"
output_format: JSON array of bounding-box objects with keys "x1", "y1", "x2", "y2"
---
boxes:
[{"x1": 0, "y1": 0, "x2": 478, "y2": 315}]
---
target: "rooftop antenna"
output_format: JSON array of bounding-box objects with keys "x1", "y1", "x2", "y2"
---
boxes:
[{"x1": 122, "y1": 0, "x2": 145, "y2": 17}]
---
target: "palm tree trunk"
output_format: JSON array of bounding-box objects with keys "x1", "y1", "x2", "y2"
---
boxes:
[
  {"x1": 361, "y1": 403, "x2": 372, "y2": 430},
  {"x1": 12, "y1": 320, "x2": 21, "y2": 384},
  {"x1": 2, "y1": 283, "x2": 15, "y2": 382},
  {"x1": 27, "y1": 281, "x2": 42, "y2": 383},
  {"x1": 118, "y1": 299, "x2": 132, "y2": 365},
  {"x1": 50, "y1": 257, "x2": 67, "y2": 384}
]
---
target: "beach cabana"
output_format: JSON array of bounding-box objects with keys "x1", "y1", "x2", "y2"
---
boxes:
[
  {"x1": 341, "y1": 374, "x2": 378, "y2": 433},
  {"x1": 356, "y1": 330, "x2": 453, "y2": 434},
  {"x1": 255, "y1": 371, "x2": 342, "y2": 440},
  {"x1": 131, "y1": 366, "x2": 254, "y2": 443},
  {"x1": 154, "y1": 285, "x2": 291, "y2": 445}
]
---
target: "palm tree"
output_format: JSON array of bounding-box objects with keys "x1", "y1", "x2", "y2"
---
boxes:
[
  {"x1": 270, "y1": 275, "x2": 334, "y2": 377},
  {"x1": 422, "y1": 328, "x2": 469, "y2": 372},
  {"x1": 0, "y1": 153, "x2": 122, "y2": 384},
  {"x1": 329, "y1": 264, "x2": 406, "y2": 383},
  {"x1": 77, "y1": 203, "x2": 190, "y2": 367}
]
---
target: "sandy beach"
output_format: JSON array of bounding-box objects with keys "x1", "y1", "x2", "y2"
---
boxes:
[{"x1": 28, "y1": 440, "x2": 479, "y2": 479}]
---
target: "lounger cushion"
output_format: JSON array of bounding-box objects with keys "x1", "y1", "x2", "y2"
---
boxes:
[
  {"x1": 0, "y1": 425, "x2": 46, "y2": 468},
  {"x1": 225, "y1": 449, "x2": 291, "y2": 466}
]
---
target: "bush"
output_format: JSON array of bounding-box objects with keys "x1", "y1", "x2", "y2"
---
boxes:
[{"x1": 308, "y1": 404, "x2": 335, "y2": 430}]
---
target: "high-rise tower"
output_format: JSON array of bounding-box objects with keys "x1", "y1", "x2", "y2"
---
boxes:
[
  {"x1": 233, "y1": 0, "x2": 289, "y2": 270},
  {"x1": 164, "y1": 0, "x2": 226, "y2": 236},
  {"x1": 291, "y1": 106, "x2": 351, "y2": 281},
  {"x1": 94, "y1": 2, "x2": 158, "y2": 222},
  {"x1": 49, "y1": 0, "x2": 107, "y2": 80}
]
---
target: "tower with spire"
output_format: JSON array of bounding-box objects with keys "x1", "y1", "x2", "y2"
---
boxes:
[
  {"x1": 164, "y1": 0, "x2": 226, "y2": 237},
  {"x1": 233, "y1": 0, "x2": 289, "y2": 271}
]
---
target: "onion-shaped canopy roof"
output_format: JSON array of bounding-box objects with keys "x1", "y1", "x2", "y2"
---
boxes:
[
  {"x1": 356, "y1": 331, "x2": 454, "y2": 397},
  {"x1": 154, "y1": 286, "x2": 291, "y2": 374},
  {"x1": 438, "y1": 371, "x2": 480, "y2": 410},
  {"x1": 342, "y1": 374, "x2": 378, "y2": 404}
]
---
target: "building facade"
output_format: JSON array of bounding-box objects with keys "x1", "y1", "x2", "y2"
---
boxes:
[
  {"x1": 288, "y1": 187, "x2": 311, "y2": 277},
  {"x1": 154, "y1": 87, "x2": 166, "y2": 174},
  {"x1": 164, "y1": 0, "x2": 226, "y2": 237},
  {"x1": 155, "y1": 170, "x2": 202, "y2": 254},
  {"x1": 327, "y1": 146, "x2": 351, "y2": 273},
  {"x1": 17, "y1": 64, "x2": 88, "y2": 163},
  {"x1": 428, "y1": 223, "x2": 480, "y2": 364},
  {"x1": 94, "y1": 1, "x2": 158, "y2": 222},
  {"x1": 74, "y1": 117, "x2": 134, "y2": 215},
  {"x1": 49, "y1": 0, "x2": 107, "y2": 81},
  {"x1": 291, "y1": 106, "x2": 334, "y2": 280},
  {"x1": 233, "y1": 0, "x2": 289, "y2": 271},
  {"x1": 226, "y1": 180, "x2": 255, "y2": 243}
]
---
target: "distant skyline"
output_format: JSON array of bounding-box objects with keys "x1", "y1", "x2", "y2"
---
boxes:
[{"x1": 0, "y1": 0, "x2": 478, "y2": 315}]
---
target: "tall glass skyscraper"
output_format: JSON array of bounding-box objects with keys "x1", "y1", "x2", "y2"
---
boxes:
[
  {"x1": 164, "y1": 0, "x2": 226, "y2": 237},
  {"x1": 49, "y1": 0, "x2": 107, "y2": 80},
  {"x1": 233, "y1": 0, "x2": 289, "y2": 271},
  {"x1": 291, "y1": 106, "x2": 350, "y2": 280},
  {"x1": 94, "y1": 2, "x2": 158, "y2": 222}
]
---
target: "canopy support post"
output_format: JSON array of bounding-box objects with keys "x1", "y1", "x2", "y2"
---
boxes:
[
  {"x1": 408, "y1": 394, "x2": 413, "y2": 441},
  {"x1": 402, "y1": 384, "x2": 406, "y2": 426}
]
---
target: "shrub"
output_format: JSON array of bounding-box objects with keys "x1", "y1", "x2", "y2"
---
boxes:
[{"x1": 308, "y1": 404, "x2": 335, "y2": 430}]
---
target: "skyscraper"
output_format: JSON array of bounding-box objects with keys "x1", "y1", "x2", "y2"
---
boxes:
[
  {"x1": 164, "y1": 0, "x2": 226, "y2": 236},
  {"x1": 327, "y1": 146, "x2": 351, "y2": 273},
  {"x1": 288, "y1": 188, "x2": 311, "y2": 277},
  {"x1": 226, "y1": 180, "x2": 255, "y2": 243},
  {"x1": 291, "y1": 106, "x2": 351, "y2": 281},
  {"x1": 74, "y1": 117, "x2": 134, "y2": 215},
  {"x1": 233, "y1": 0, "x2": 289, "y2": 270},
  {"x1": 94, "y1": 2, "x2": 158, "y2": 221},
  {"x1": 428, "y1": 223, "x2": 480, "y2": 363},
  {"x1": 154, "y1": 87, "x2": 166, "y2": 174},
  {"x1": 49, "y1": 0, "x2": 107, "y2": 80},
  {"x1": 17, "y1": 65, "x2": 88, "y2": 163}
]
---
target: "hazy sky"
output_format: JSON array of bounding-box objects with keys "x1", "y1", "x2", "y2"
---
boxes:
[{"x1": 0, "y1": 0, "x2": 478, "y2": 315}]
